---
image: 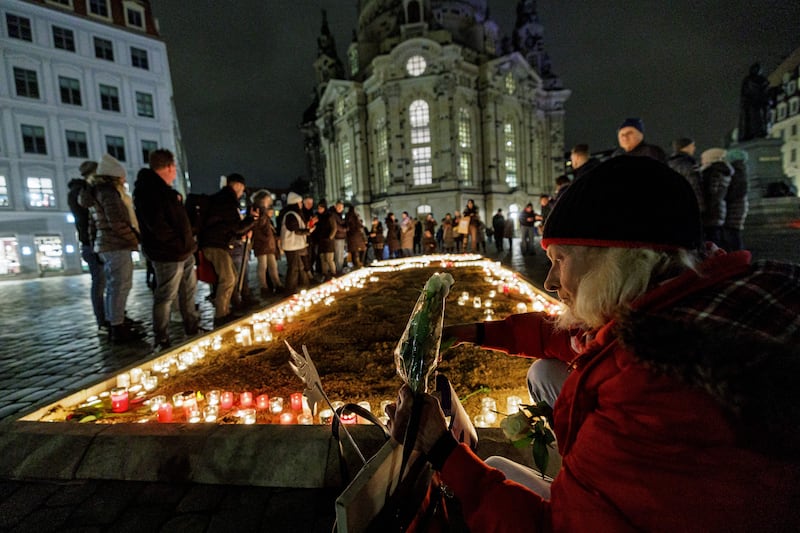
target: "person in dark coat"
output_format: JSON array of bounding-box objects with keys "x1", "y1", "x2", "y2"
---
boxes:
[
  {"x1": 569, "y1": 144, "x2": 601, "y2": 180},
  {"x1": 463, "y1": 199, "x2": 480, "y2": 252},
  {"x1": 198, "y1": 173, "x2": 257, "y2": 325},
  {"x1": 722, "y1": 151, "x2": 750, "y2": 251},
  {"x1": 313, "y1": 200, "x2": 336, "y2": 280},
  {"x1": 491, "y1": 209, "x2": 506, "y2": 252},
  {"x1": 422, "y1": 213, "x2": 437, "y2": 254},
  {"x1": 667, "y1": 138, "x2": 705, "y2": 216},
  {"x1": 78, "y1": 154, "x2": 141, "y2": 342},
  {"x1": 133, "y1": 149, "x2": 200, "y2": 349},
  {"x1": 345, "y1": 205, "x2": 367, "y2": 268},
  {"x1": 367, "y1": 216, "x2": 385, "y2": 264},
  {"x1": 519, "y1": 203, "x2": 537, "y2": 255},
  {"x1": 385, "y1": 212, "x2": 401, "y2": 258},
  {"x1": 613, "y1": 118, "x2": 666, "y2": 162},
  {"x1": 68, "y1": 160, "x2": 106, "y2": 330},
  {"x1": 700, "y1": 148, "x2": 734, "y2": 248},
  {"x1": 250, "y1": 190, "x2": 282, "y2": 296}
]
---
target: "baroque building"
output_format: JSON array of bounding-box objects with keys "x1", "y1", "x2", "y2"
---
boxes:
[
  {"x1": 301, "y1": 0, "x2": 569, "y2": 227},
  {"x1": 0, "y1": 0, "x2": 185, "y2": 276},
  {"x1": 768, "y1": 45, "x2": 800, "y2": 192}
]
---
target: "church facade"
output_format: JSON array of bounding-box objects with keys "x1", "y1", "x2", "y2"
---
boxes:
[{"x1": 301, "y1": 0, "x2": 569, "y2": 227}]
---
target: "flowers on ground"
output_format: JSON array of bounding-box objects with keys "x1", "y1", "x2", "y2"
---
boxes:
[{"x1": 500, "y1": 401, "x2": 556, "y2": 477}]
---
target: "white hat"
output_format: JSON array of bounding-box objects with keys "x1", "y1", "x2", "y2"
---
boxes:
[
  {"x1": 287, "y1": 192, "x2": 302, "y2": 205},
  {"x1": 700, "y1": 148, "x2": 727, "y2": 169},
  {"x1": 96, "y1": 154, "x2": 126, "y2": 178}
]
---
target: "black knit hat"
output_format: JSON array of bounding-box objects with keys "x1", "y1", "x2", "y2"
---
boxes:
[
  {"x1": 226, "y1": 173, "x2": 246, "y2": 185},
  {"x1": 541, "y1": 156, "x2": 702, "y2": 251}
]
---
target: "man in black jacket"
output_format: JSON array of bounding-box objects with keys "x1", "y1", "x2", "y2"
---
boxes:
[
  {"x1": 198, "y1": 173, "x2": 257, "y2": 326},
  {"x1": 133, "y1": 149, "x2": 200, "y2": 349},
  {"x1": 613, "y1": 118, "x2": 666, "y2": 163}
]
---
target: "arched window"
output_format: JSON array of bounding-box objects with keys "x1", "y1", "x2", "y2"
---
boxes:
[
  {"x1": 504, "y1": 122, "x2": 517, "y2": 188},
  {"x1": 409, "y1": 100, "x2": 432, "y2": 185},
  {"x1": 407, "y1": 0, "x2": 421, "y2": 23},
  {"x1": 374, "y1": 118, "x2": 389, "y2": 193},
  {"x1": 341, "y1": 141, "x2": 353, "y2": 200},
  {"x1": 417, "y1": 204, "x2": 431, "y2": 216},
  {"x1": 458, "y1": 108, "x2": 472, "y2": 186}
]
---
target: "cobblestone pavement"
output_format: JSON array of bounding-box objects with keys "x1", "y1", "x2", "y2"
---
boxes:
[{"x1": 0, "y1": 232, "x2": 796, "y2": 532}]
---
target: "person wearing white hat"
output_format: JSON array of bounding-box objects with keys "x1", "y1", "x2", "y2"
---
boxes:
[{"x1": 280, "y1": 192, "x2": 313, "y2": 294}]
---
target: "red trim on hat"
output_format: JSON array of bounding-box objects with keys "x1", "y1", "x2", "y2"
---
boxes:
[{"x1": 540, "y1": 237, "x2": 687, "y2": 252}]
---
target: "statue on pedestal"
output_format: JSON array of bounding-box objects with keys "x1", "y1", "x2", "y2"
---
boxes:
[{"x1": 738, "y1": 63, "x2": 772, "y2": 142}]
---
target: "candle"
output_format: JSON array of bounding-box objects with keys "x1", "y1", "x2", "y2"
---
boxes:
[
  {"x1": 297, "y1": 412, "x2": 313, "y2": 425},
  {"x1": 116, "y1": 373, "x2": 130, "y2": 389},
  {"x1": 187, "y1": 405, "x2": 201, "y2": 423},
  {"x1": 150, "y1": 395, "x2": 167, "y2": 413},
  {"x1": 207, "y1": 390, "x2": 220, "y2": 406},
  {"x1": 157, "y1": 402, "x2": 173, "y2": 422},
  {"x1": 269, "y1": 396, "x2": 284, "y2": 414},
  {"x1": 279, "y1": 412, "x2": 295, "y2": 425},
  {"x1": 130, "y1": 367, "x2": 143, "y2": 384},
  {"x1": 481, "y1": 397, "x2": 498, "y2": 425},
  {"x1": 256, "y1": 394, "x2": 270, "y2": 410},
  {"x1": 341, "y1": 410, "x2": 357, "y2": 425},
  {"x1": 110, "y1": 387, "x2": 129, "y2": 413},
  {"x1": 221, "y1": 391, "x2": 234, "y2": 410},
  {"x1": 143, "y1": 375, "x2": 158, "y2": 391},
  {"x1": 473, "y1": 414, "x2": 490, "y2": 428},
  {"x1": 240, "y1": 391, "x2": 253, "y2": 408},
  {"x1": 203, "y1": 405, "x2": 219, "y2": 423},
  {"x1": 516, "y1": 302, "x2": 528, "y2": 314},
  {"x1": 290, "y1": 393, "x2": 303, "y2": 412},
  {"x1": 506, "y1": 395, "x2": 523, "y2": 415},
  {"x1": 357, "y1": 401, "x2": 372, "y2": 424},
  {"x1": 472, "y1": 296, "x2": 482, "y2": 308},
  {"x1": 241, "y1": 408, "x2": 257, "y2": 425},
  {"x1": 319, "y1": 408, "x2": 334, "y2": 424},
  {"x1": 172, "y1": 393, "x2": 185, "y2": 408}
]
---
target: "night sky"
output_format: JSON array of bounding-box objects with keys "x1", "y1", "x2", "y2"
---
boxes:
[{"x1": 151, "y1": 1, "x2": 800, "y2": 193}]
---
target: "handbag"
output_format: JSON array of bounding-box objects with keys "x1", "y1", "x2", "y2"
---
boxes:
[
  {"x1": 196, "y1": 250, "x2": 217, "y2": 284},
  {"x1": 457, "y1": 217, "x2": 470, "y2": 234},
  {"x1": 334, "y1": 376, "x2": 473, "y2": 532}
]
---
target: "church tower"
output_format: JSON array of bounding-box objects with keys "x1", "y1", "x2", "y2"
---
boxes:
[{"x1": 301, "y1": 0, "x2": 569, "y2": 227}]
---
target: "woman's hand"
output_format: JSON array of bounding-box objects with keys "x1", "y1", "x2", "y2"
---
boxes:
[{"x1": 384, "y1": 385, "x2": 448, "y2": 455}]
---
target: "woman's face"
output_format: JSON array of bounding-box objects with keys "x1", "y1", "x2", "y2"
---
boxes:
[{"x1": 544, "y1": 245, "x2": 594, "y2": 309}]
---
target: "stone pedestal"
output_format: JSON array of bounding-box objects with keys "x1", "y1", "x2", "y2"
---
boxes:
[{"x1": 731, "y1": 137, "x2": 792, "y2": 200}]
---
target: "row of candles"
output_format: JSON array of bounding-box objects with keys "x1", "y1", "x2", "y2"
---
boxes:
[{"x1": 70, "y1": 256, "x2": 557, "y2": 425}]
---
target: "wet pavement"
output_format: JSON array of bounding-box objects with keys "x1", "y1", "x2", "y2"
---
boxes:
[{"x1": 0, "y1": 231, "x2": 796, "y2": 532}]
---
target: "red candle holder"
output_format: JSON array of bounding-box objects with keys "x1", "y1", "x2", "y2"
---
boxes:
[
  {"x1": 157, "y1": 403, "x2": 173, "y2": 423},
  {"x1": 279, "y1": 412, "x2": 295, "y2": 425},
  {"x1": 220, "y1": 391, "x2": 234, "y2": 410},
  {"x1": 256, "y1": 394, "x2": 270, "y2": 410},
  {"x1": 240, "y1": 391, "x2": 253, "y2": 408},
  {"x1": 110, "y1": 387, "x2": 129, "y2": 413},
  {"x1": 290, "y1": 392, "x2": 303, "y2": 412}
]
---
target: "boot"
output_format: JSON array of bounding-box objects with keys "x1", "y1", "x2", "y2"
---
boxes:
[{"x1": 110, "y1": 323, "x2": 142, "y2": 343}]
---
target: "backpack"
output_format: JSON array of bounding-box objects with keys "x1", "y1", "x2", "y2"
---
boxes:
[{"x1": 185, "y1": 193, "x2": 211, "y2": 235}]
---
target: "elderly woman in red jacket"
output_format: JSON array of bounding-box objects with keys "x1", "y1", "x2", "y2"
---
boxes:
[{"x1": 387, "y1": 156, "x2": 800, "y2": 532}]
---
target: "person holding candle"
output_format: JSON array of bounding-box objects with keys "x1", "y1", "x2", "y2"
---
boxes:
[
  {"x1": 387, "y1": 156, "x2": 800, "y2": 532},
  {"x1": 133, "y1": 149, "x2": 201, "y2": 350}
]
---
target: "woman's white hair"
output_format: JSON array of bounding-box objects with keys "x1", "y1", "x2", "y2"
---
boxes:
[{"x1": 556, "y1": 246, "x2": 700, "y2": 330}]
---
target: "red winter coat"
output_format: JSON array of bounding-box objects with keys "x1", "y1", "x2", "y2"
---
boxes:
[{"x1": 440, "y1": 251, "x2": 800, "y2": 532}]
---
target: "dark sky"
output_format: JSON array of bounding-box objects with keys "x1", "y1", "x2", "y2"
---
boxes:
[{"x1": 151, "y1": 1, "x2": 800, "y2": 193}]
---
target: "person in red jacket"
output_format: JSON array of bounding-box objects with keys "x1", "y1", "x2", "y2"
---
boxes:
[{"x1": 387, "y1": 156, "x2": 800, "y2": 532}]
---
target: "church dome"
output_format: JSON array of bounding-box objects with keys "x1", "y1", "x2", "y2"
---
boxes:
[{"x1": 358, "y1": 0, "x2": 490, "y2": 44}]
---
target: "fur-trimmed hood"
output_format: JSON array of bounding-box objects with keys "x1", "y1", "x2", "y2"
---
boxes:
[{"x1": 616, "y1": 255, "x2": 800, "y2": 459}]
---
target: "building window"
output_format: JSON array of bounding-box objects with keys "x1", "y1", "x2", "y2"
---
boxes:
[
  {"x1": 99, "y1": 84, "x2": 120, "y2": 112},
  {"x1": 417, "y1": 204, "x2": 431, "y2": 216},
  {"x1": 790, "y1": 97, "x2": 800, "y2": 116},
  {"x1": 458, "y1": 108, "x2": 472, "y2": 186},
  {"x1": 791, "y1": 148, "x2": 797, "y2": 164},
  {"x1": 0, "y1": 176, "x2": 8, "y2": 207},
  {"x1": 88, "y1": 0, "x2": 110, "y2": 18},
  {"x1": 21, "y1": 125, "x2": 47, "y2": 154},
  {"x1": 135, "y1": 91, "x2": 154, "y2": 118},
  {"x1": 375, "y1": 119, "x2": 389, "y2": 193},
  {"x1": 124, "y1": 2, "x2": 145, "y2": 29},
  {"x1": 141, "y1": 140, "x2": 158, "y2": 163},
  {"x1": 406, "y1": 55, "x2": 426, "y2": 77},
  {"x1": 46, "y1": 0, "x2": 74, "y2": 8},
  {"x1": 52, "y1": 26, "x2": 76, "y2": 51},
  {"x1": 59, "y1": 76, "x2": 82, "y2": 106},
  {"x1": 94, "y1": 37, "x2": 114, "y2": 61},
  {"x1": 14, "y1": 67, "x2": 40, "y2": 99},
  {"x1": 341, "y1": 141, "x2": 353, "y2": 200},
  {"x1": 505, "y1": 72, "x2": 516, "y2": 95},
  {"x1": 106, "y1": 136, "x2": 126, "y2": 162},
  {"x1": 348, "y1": 47, "x2": 359, "y2": 76},
  {"x1": 65, "y1": 130, "x2": 89, "y2": 158},
  {"x1": 6, "y1": 14, "x2": 32, "y2": 41},
  {"x1": 409, "y1": 100, "x2": 432, "y2": 185},
  {"x1": 777, "y1": 103, "x2": 787, "y2": 121},
  {"x1": 131, "y1": 47, "x2": 149, "y2": 70},
  {"x1": 504, "y1": 122, "x2": 517, "y2": 188},
  {"x1": 27, "y1": 177, "x2": 56, "y2": 208}
]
